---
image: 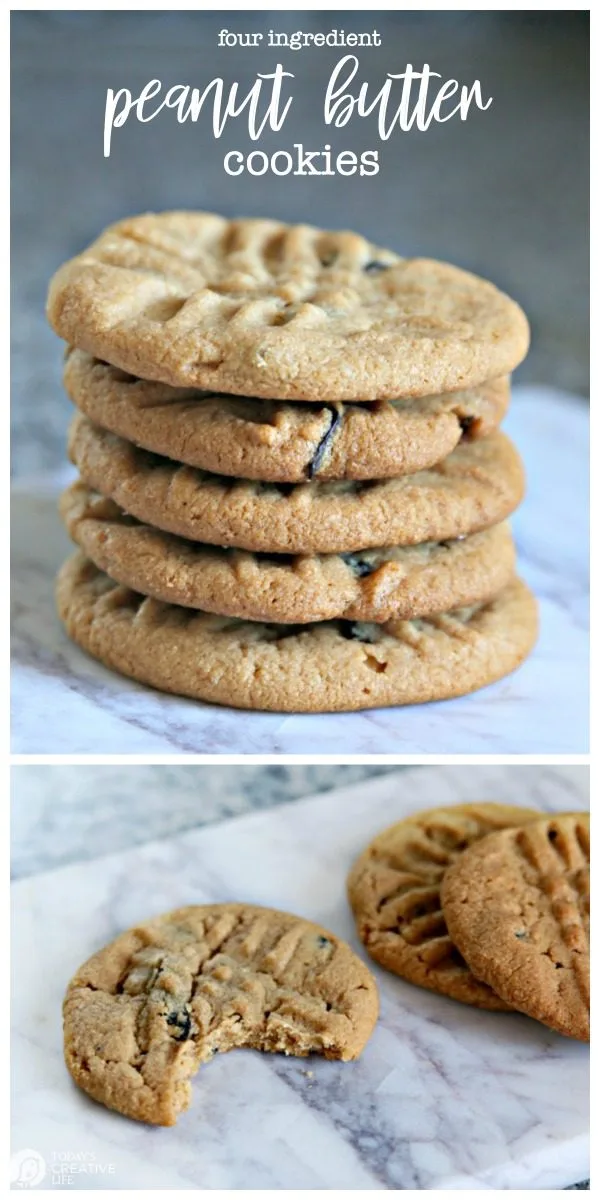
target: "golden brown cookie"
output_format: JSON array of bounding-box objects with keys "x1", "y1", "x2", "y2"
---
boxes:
[
  {"x1": 47, "y1": 211, "x2": 530, "y2": 400},
  {"x1": 68, "y1": 415, "x2": 525, "y2": 555},
  {"x1": 348, "y1": 803, "x2": 541, "y2": 1009},
  {"x1": 64, "y1": 349, "x2": 510, "y2": 482},
  {"x1": 441, "y1": 814, "x2": 590, "y2": 1040},
  {"x1": 56, "y1": 554, "x2": 538, "y2": 712},
  {"x1": 61, "y1": 482, "x2": 516, "y2": 624},
  {"x1": 63, "y1": 903, "x2": 379, "y2": 1125}
]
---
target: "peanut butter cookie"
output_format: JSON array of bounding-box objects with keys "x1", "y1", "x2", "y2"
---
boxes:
[
  {"x1": 348, "y1": 803, "x2": 540, "y2": 1008},
  {"x1": 47, "y1": 211, "x2": 530, "y2": 401},
  {"x1": 441, "y1": 814, "x2": 590, "y2": 1040},
  {"x1": 64, "y1": 903, "x2": 379, "y2": 1125},
  {"x1": 68, "y1": 415, "x2": 525, "y2": 555},
  {"x1": 61, "y1": 482, "x2": 516, "y2": 624},
  {"x1": 64, "y1": 349, "x2": 510, "y2": 482}
]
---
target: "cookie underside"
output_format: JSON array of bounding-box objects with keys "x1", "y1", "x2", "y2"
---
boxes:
[{"x1": 441, "y1": 815, "x2": 590, "y2": 1040}]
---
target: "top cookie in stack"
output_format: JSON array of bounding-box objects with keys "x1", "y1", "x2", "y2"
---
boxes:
[{"x1": 48, "y1": 211, "x2": 537, "y2": 713}]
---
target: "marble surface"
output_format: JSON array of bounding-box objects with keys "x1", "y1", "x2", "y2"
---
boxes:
[
  {"x1": 11, "y1": 765, "x2": 589, "y2": 1189},
  {"x1": 11, "y1": 389, "x2": 589, "y2": 755},
  {"x1": 11, "y1": 12, "x2": 589, "y2": 481},
  {"x1": 10, "y1": 764, "x2": 395, "y2": 880}
]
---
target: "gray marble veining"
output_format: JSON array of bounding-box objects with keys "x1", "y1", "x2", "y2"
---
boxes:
[
  {"x1": 10, "y1": 764, "x2": 395, "y2": 880},
  {"x1": 11, "y1": 766, "x2": 589, "y2": 1189}
]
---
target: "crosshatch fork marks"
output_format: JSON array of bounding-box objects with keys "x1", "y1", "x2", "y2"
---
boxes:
[
  {"x1": 46, "y1": 211, "x2": 530, "y2": 400},
  {"x1": 440, "y1": 814, "x2": 590, "y2": 1039},
  {"x1": 348, "y1": 804, "x2": 542, "y2": 1010}
]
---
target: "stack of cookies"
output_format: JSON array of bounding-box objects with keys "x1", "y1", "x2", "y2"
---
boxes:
[
  {"x1": 348, "y1": 805, "x2": 590, "y2": 1040},
  {"x1": 47, "y1": 211, "x2": 537, "y2": 712}
]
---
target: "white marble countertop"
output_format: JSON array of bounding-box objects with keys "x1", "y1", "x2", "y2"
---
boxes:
[
  {"x1": 11, "y1": 765, "x2": 589, "y2": 1189},
  {"x1": 11, "y1": 388, "x2": 589, "y2": 754}
]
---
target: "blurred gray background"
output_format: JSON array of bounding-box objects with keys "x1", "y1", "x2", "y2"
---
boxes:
[{"x1": 12, "y1": 10, "x2": 589, "y2": 477}]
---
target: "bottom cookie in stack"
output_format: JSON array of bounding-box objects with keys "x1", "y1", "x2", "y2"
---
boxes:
[{"x1": 56, "y1": 553, "x2": 537, "y2": 713}]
